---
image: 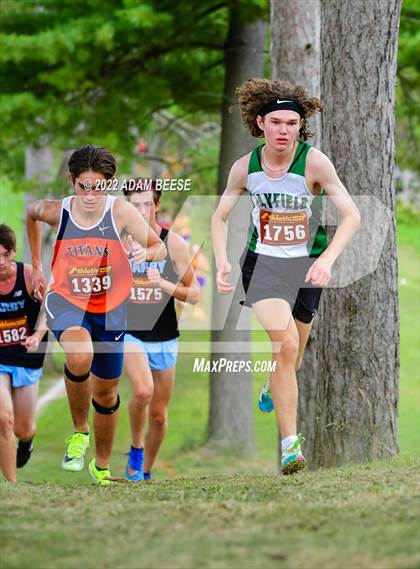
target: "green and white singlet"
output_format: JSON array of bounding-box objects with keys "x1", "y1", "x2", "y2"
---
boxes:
[{"x1": 246, "y1": 141, "x2": 328, "y2": 258}]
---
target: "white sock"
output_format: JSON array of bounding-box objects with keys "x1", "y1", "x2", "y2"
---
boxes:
[{"x1": 281, "y1": 435, "x2": 298, "y2": 452}]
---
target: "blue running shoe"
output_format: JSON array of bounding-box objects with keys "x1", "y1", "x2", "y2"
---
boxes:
[
  {"x1": 258, "y1": 380, "x2": 273, "y2": 413},
  {"x1": 125, "y1": 447, "x2": 144, "y2": 481},
  {"x1": 143, "y1": 471, "x2": 152, "y2": 481}
]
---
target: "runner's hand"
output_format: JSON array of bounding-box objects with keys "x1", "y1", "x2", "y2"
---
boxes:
[
  {"x1": 22, "y1": 334, "x2": 41, "y2": 353},
  {"x1": 127, "y1": 235, "x2": 146, "y2": 264},
  {"x1": 216, "y1": 262, "x2": 234, "y2": 294},
  {"x1": 146, "y1": 267, "x2": 161, "y2": 286},
  {"x1": 32, "y1": 267, "x2": 47, "y2": 301},
  {"x1": 305, "y1": 257, "x2": 332, "y2": 287}
]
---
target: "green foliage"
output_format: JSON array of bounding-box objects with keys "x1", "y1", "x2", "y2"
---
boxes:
[
  {"x1": 0, "y1": 0, "x2": 267, "y2": 188},
  {"x1": 0, "y1": 180, "x2": 24, "y2": 257},
  {"x1": 397, "y1": 0, "x2": 420, "y2": 175},
  {"x1": 397, "y1": 200, "x2": 420, "y2": 237}
]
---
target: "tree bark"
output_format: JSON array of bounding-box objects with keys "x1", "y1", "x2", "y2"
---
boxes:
[
  {"x1": 312, "y1": 0, "x2": 401, "y2": 466},
  {"x1": 24, "y1": 143, "x2": 55, "y2": 373},
  {"x1": 24, "y1": 144, "x2": 55, "y2": 277},
  {"x1": 207, "y1": 8, "x2": 265, "y2": 454},
  {"x1": 270, "y1": 0, "x2": 321, "y2": 146},
  {"x1": 270, "y1": 0, "x2": 322, "y2": 462}
]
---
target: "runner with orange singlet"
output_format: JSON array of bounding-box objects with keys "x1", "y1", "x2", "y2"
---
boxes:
[{"x1": 26, "y1": 145, "x2": 166, "y2": 484}]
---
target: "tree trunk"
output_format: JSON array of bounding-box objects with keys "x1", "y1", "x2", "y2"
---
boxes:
[
  {"x1": 207, "y1": 9, "x2": 265, "y2": 454},
  {"x1": 270, "y1": 0, "x2": 322, "y2": 462},
  {"x1": 312, "y1": 0, "x2": 401, "y2": 467},
  {"x1": 24, "y1": 143, "x2": 56, "y2": 373},
  {"x1": 270, "y1": 0, "x2": 321, "y2": 146},
  {"x1": 23, "y1": 144, "x2": 55, "y2": 276}
]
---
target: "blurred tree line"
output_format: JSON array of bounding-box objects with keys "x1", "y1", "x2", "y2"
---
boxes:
[
  {"x1": 0, "y1": 0, "x2": 417, "y2": 193},
  {"x1": 0, "y1": 0, "x2": 266, "y2": 199},
  {"x1": 396, "y1": 0, "x2": 419, "y2": 176}
]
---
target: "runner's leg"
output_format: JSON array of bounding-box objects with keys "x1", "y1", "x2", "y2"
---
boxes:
[
  {"x1": 13, "y1": 382, "x2": 38, "y2": 441},
  {"x1": 60, "y1": 327, "x2": 93, "y2": 433},
  {"x1": 295, "y1": 319, "x2": 314, "y2": 371},
  {"x1": 252, "y1": 298, "x2": 299, "y2": 439},
  {"x1": 91, "y1": 375, "x2": 120, "y2": 468},
  {"x1": 143, "y1": 366, "x2": 175, "y2": 473},
  {"x1": 0, "y1": 374, "x2": 16, "y2": 481},
  {"x1": 124, "y1": 341, "x2": 153, "y2": 449}
]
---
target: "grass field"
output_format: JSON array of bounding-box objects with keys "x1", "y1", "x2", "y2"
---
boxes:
[
  {"x1": 1, "y1": 458, "x2": 419, "y2": 569},
  {"x1": 0, "y1": 195, "x2": 419, "y2": 568}
]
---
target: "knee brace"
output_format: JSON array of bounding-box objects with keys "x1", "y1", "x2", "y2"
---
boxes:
[
  {"x1": 92, "y1": 394, "x2": 120, "y2": 415},
  {"x1": 64, "y1": 365, "x2": 90, "y2": 383}
]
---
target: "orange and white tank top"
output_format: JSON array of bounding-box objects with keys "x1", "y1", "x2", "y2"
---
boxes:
[{"x1": 51, "y1": 195, "x2": 131, "y2": 313}]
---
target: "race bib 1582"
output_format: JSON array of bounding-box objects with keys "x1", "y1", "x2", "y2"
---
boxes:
[{"x1": 0, "y1": 315, "x2": 29, "y2": 346}]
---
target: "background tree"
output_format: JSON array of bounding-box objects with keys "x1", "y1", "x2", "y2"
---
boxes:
[
  {"x1": 208, "y1": 2, "x2": 266, "y2": 454},
  {"x1": 270, "y1": 0, "x2": 321, "y2": 145},
  {"x1": 311, "y1": 0, "x2": 402, "y2": 466},
  {"x1": 270, "y1": 0, "x2": 322, "y2": 463}
]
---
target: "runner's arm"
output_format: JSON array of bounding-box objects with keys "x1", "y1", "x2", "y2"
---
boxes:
[
  {"x1": 116, "y1": 200, "x2": 166, "y2": 261},
  {"x1": 147, "y1": 233, "x2": 200, "y2": 304},
  {"x1": 20, "y1": 262, "x2": 48, "y2": 351},
  {"x1": 26, "y1": 200, "x2": 60, "y2": 300},
  {"x1": 22, "y1": 310, "x2": 48, "y2": 352},
  {"x1": 305, "y1": 151, "x2": 361, "y2": 286},
  {"x1": 211, "y1": 157, "x2": 248, "y2": 294}
]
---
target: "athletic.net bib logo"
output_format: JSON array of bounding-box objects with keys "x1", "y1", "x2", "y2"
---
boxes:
[
  {"x1": 0, "y1": 315, "x2": 29, "y2": 346},
  {"x1": 259, "y1": 209, "x2": 308, "y2": 245}
]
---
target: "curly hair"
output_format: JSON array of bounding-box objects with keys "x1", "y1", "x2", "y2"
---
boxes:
[{"x1": 237, "y1": 78, "x2": 324, "y2": 140}]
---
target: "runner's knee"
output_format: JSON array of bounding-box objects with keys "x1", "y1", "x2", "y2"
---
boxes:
[
  {"x1": 0, "y1": 408, "x2": 14, "y2": 435},
  {"x1": 92, "y1": 394, "x2": 120, "y2": 415},
  {"x1": 64, "y1": 363, "x2": 90, "y2": 383},
  {"x1": 149, "y1": 410, "x2": 167, "y2": 429},
  {"x1": 14, "y1": 421, "x2": 35, "y2": 441},
  {"x1": 271, "y1": 332, "x2": 298, "y2": 362},
  {"x1": 131, "y1": 386, "x2": 153, "y2": 407},
  {"x1": 65, "y1": 354, "x2": 92, "y2": 377},
  {"x1": 93, "y1": 381, "x2": 119, "y2": 408}
]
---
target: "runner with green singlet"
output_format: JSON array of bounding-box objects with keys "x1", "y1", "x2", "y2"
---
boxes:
[
  {"x1": 246, "y1": 132, "x2": 328, "y2": 414},
  {"x1": 212, "y1": 78, "x2": 360, "y2": 474}
]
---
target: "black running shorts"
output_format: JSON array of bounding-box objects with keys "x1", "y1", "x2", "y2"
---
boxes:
[{"x1": 240, "y1": 249, "x2": 323, "y2": 324}]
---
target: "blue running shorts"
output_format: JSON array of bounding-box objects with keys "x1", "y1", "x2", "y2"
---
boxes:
[
  {"x1": 124, "y1": 334, "x2": 179, "y2": 371},
  {"x1": 45, "y1": 291, "x2": 126, "y2": 379},
  {"x1": 0, "y1": 364, "x2": 42, "y2": 388}
]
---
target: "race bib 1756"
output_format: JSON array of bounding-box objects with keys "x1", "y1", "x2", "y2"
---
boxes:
[{"x1": 259, "y1": 210, "x2": 308, "y2": 246}]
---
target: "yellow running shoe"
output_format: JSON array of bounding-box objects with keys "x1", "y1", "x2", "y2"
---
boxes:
[
  {"x1": 88, "y1": 459, "x2": 112, "y2": 486},
  {"x1": 62, "y1": 432, "x2": 90, "y2": 471}
]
